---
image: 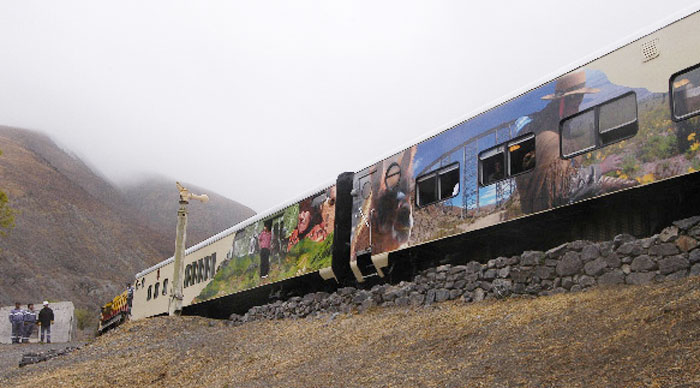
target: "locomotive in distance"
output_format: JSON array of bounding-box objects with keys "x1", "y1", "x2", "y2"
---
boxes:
[{"x1": 102, "y1": 5, "x2": 700, "y2": 326}]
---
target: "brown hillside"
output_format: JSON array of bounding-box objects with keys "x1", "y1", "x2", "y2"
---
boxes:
[
  {"x1": 1, "y1": 277, "x2": 698, "y2": 387},
  {"x1": 122, "y1": 176, "x2": 255, "y2": 248},
  {"x1": 0, "y1": 126, "x2": 255, "y2": 310}
]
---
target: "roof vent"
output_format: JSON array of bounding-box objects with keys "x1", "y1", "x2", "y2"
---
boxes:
[{"x1": 641, "y1": 38, "x2": 660, "y2": 62}]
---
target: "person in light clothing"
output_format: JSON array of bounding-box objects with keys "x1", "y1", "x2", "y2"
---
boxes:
[
  {"x1": 9, "y1": 302, "x2": 24, "y2": 344},
  {"x1": 22, "y1": 303, "x2": 37, "y2": 343}
]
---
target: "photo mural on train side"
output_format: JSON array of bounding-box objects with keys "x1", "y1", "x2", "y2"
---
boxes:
[
  {"x1": 351, "y1": 68, "x2": 700, "y2": 258},
  {"x1": 350, "y1": 147, "x2": 416, "y2": 264},
  {"x1": 194, "y1": 187, "x2": 336, "y2": 303}
]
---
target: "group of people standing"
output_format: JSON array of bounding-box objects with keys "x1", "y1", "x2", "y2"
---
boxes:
[{"x1": 9, "y1": 301, "x2": 54, "y2": 344}]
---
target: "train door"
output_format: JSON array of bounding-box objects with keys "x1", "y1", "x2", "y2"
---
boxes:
[
  {"x1": 350, "y1": 169, "x2": 376, "y2": 281},
  {"x1": 356, "y1": 171, "x2": 374, "y2": 253}
]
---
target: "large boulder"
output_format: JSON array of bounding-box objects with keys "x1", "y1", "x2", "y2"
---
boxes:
[
  {"x1": 556, "y1": 251, "x2": 583, "y2": 277},
  {"x1": 584, "y1": 257, "x2": 607, "y2": 277},
  {"x1": 658, "y1": 255, "x2": 690, "y2": 275},
  {"x1": 630, "y1": 255, "x2": 656, "y2": 272}
]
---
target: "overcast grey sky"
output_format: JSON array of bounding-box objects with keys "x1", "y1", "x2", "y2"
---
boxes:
[{"x1": 1, "y1": 1, "x2": 698, "y2": 212}]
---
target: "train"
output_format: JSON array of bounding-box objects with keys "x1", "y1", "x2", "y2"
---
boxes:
[
  {"x1": 98, "y1": 290, "x2": 129, "y2": 334},
  {"x1": 109, "y1": 5, "x2": 700, "y2": 324}
]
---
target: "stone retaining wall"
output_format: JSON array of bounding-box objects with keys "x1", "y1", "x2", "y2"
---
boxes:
[{"x1": 229, "y1": 215, "x2": 700, "y2": 324}]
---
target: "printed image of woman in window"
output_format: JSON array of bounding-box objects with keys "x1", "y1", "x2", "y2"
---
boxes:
[{"x1": 287, "y1": 188, "x2": 336, "y2": 251}]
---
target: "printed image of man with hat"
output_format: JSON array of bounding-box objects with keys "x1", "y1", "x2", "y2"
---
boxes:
[{"x1": 515, "y1": 70, "x2": 637, "y2": 214}]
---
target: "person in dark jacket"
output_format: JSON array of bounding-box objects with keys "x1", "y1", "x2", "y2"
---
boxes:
[
  {"x1": 22, "y1": 303, "x2": 37, "y2": 343},
  {"x1": 9, "y1": 302, "x2": 24, "y2": 344},
  {"x1": 38, "y1": 301, "x2": 54, "y2": 344}
]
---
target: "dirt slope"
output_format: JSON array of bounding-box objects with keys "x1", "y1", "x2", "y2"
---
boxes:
[
  {"x1": 0, "y1": 126, "x2": 255, "y2": 310},
  {"x1": 2, "y1": 277, "x2": 698, "y2": 388}
]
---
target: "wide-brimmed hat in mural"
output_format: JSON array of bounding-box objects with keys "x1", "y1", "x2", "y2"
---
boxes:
[{"x1": 542, "y1": 71, "x2": 600, "y2": 100}]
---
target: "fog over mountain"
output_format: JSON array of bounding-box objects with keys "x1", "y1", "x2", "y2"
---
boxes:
[
  {"x1": 0, "y1": 126, "x2": 255, "y2": 309},
  {"x1": 1, "y1": 1, "x2": 697, "y2": 212}
]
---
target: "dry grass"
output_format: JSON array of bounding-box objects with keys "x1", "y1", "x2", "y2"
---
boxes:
[{"x1": 3, "y1": 277, "x2": 700, "y2": 388}]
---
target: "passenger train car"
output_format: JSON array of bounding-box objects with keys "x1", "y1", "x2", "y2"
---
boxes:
[{"x1": 131, "y1": 6, "x2": 700, "y2": 321}]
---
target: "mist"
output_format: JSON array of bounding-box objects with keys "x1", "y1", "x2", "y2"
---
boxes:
[{"x1": 1, "y1": 0, "x2": 697, "y2": 212}]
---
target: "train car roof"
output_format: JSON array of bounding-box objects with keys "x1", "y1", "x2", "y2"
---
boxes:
[{"x1": 135, "y1": 178, "x2": 335, "y2": 279}]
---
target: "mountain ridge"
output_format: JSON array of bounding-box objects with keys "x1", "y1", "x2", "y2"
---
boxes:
[{"x1": 0, "y1": 126, "x2": 255, "y2": 310}]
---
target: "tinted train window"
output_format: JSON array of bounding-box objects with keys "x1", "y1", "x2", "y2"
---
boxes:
[
  {"x1": 562, "y1": 110, "x2": 596, "y2": 157},
  {"x1": 598, "y1": 93, "x2": 638, "y2": 145},
  {"x1": 162, "y1": 279, "x2": 168, "y2": 296},
  {"x1": 209, "y1": 254, "x2": 217, "y2": 278},
  {"x1": 154, "y1": 282, "x2": 160, "y2": 299},
  {"x1": 359, "y1": 175, "x2": 372, "y2": 199},
  {"x1": 385, "y1": 162, "x2": 401, "y2": 188},
  {"x1": 198, "y1": 259, "x2": 205, "y2": 282},
  {"x1": 508, "y1": 134, "x2": 536, "y2": 176},
  {"x1": 479, "y1": 147, "x2": 505, "y2": 186},
  {"x1": 184, "y1": 265, "x2": 191, "y2": 287},
  {"x1": 417, "y1": 174, "x2": 437, "y2": 206},
  {"x1": 416, "y1": 163, "x2": 460, "y2": 207},
  {"x1": 147, "y1": 285, "x2": 152, "y2": 301},
  {"x1": 560, "y1": 92, "x2": 638, "y2": 158},
  {"x1": 671, "y1": 64, "x2": 700, "y2": 120},
  {"x1": 479, "y1": 133, "x2": 536, "y2": 187},
  {"x1": 439, "y1": 165, "x2": 460, "y2": 200}
]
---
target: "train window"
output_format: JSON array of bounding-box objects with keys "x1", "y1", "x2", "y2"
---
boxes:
[
  {"x1": 479, "y1": 147, "x2": 505, "y2": 186},
  {"x1": 147, "y1": 285, "x2": 152, "y2": 301},
  {"x1": 209, "y1": 254, "x2": 217, "y2": 278},
  {"x1": 508, "y1": 134, "x2": 536, "y2": 176},
  {"x1": 198, "y1": 259, "x2": 205, "y2": 282},
  {"x1": 154, "y1": 282, "x2": 160, "y2": 299},
  {"x1": 479, "y1": 134, "x2": 536, "y2": 187},
  {"x1": 438, "y1": 164, "x2": 460, "y2": 201},
  {"x1": 416, "y1": 163, "x2": 460, "y2": 206},
  {"x1": 184, "y1": 264, "x2": 191, "y2": 287},
  {"x1": 671, "y1": 64, "x2": 700, "y2": 121},
  {"x1": 204, "y1": 257, "x2": 211, "y2": 281},
  {"x1": 359, "y1": 177, "x2": 372, "y2": 199},
  {"x1": 385, "y1": 162, "x2": 401, "y2": 189},
  {"x1": 162, "y1": 279, "x2": 168, "y2": 296},
  {"x1": 561, "y1": 92, "x2": 638, "y2": 158},
  {"x1": 598, "y1": 92, "x2": 638, "y2": 145},
  {"x1": 416, "y1": 173, "x2": 437, "y2": 206},
  {"x1": 561, "y1": 110, "x2": 596, "y2": 158}
]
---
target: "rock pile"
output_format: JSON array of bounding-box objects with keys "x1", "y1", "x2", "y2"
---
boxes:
[
  {"x1": 229, "y1": 215, "x2": 700, "y2": 324},
  {"x1": 19, "y1": 346, "x2": 80, "y2": 367}
]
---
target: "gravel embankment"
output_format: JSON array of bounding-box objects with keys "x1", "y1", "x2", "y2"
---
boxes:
[{"x1": 1, "y1": 276, "x2": 699, "y2": 387}]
